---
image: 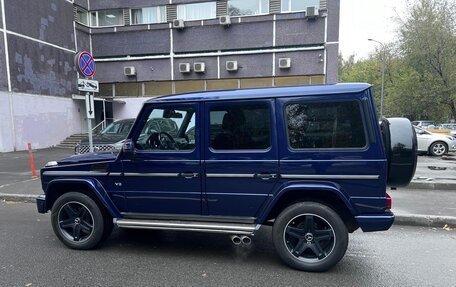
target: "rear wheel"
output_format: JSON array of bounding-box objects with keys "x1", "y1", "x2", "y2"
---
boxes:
[
  {"x1": 429, "y1": 141, "x2": 447, "y2": 156},
  {"x1": 51, "y1": 192, "x2": 107, "y2": 249},
  {"x1": 272, "y1": 202, "x2": 348, "y2": 272}
]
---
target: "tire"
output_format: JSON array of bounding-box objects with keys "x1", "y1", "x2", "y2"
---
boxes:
[
  {"x1": 272, "y1": 202, "x2": 348, "y2": 272},
  {"x1": 429, "y1": 141, "x2": 447, "y2": 156},
  {"x1": 51, "y1": 192, "x2": 107, "y2": 250}
]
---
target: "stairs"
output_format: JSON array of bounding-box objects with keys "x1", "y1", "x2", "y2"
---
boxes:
[{"x1": 56, "y1": 133, "x2": 88, "y2": 149}]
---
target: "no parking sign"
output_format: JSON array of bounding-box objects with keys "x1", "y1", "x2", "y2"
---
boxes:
[{"x1": 75, "y1": 51, "x2": 96, "y2": 78}]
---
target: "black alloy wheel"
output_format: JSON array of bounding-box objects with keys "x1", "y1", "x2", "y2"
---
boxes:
[
  {"x1": 58, "y1": 201, "x2": 94, "y2": 243},
  {"x1": 284, "y1": 214, "x2": 335, "y2": 262},
  {"x1": 273, "y1": 202, "x2": 348, "y2": 272},
  {"x1": 51, "y1": 192, "x2": 107, "y2": 249}
]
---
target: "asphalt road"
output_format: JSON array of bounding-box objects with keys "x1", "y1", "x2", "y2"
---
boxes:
[{"x1": 1, "y1": 202, "x2": 455, "y2": 287}]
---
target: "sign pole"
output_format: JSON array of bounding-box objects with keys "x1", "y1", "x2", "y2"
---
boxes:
[
  {"x1": 86, "y1": 92, "x2": 94, "y2": 153},
  {"x1": 75, "y1": 50, "x2": 97, "y2": 153}
]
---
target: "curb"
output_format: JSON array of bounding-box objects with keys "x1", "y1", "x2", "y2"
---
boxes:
[
  {"x1": 2, "y1": 193, "x2": 455, "y2": 228},
  {"x1": 407, "y1": 181, "x2": 456, "y2": 191},
  {"x1": 0, "y1": 193, "x2": 36, "y2": 203},
  {"x1": 394, "y1": 213, "x2": 456, "y2": 228}
]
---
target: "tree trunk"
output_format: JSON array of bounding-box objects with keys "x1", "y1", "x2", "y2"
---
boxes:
[{"x1": 451, "y1": 100, "x2": 456, "y2": 121}]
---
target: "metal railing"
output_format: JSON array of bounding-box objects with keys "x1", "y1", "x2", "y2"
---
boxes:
[{"x1": 91, "y1": 118, "x2": 115, "y2": 134}]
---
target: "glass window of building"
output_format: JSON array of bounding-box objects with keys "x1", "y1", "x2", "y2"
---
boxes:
[
  {"x1": 281, "y1": 0, "x2": 319, "y2": 12},
  {"x1": 228, "y1": 0, "x2": 269, "y2": 16},
  {"x1": 131, "y1": 6, "x2": 167, "y2": 24},
  {"x1": 76, "y1": 7, "x2": 89, "y2": 25},
  {"x1": 177, "y1": 2, "x2": 216, "y2": 21},
  {"x1": 91, "y1": 9, "x2": 124, "y2": 27}
]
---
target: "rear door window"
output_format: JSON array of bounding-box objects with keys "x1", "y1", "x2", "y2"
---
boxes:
[
  {"x1": 210, "y1": 103, "x2": 271, "y2": 150},
  {"x1": 285, "y1": 101, "x2": 367, "y2": 149}
]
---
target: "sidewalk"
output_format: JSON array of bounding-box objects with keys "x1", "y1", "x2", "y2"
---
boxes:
[{"x1": 1, "y1": 148, "x2": 456, "y2": 228}]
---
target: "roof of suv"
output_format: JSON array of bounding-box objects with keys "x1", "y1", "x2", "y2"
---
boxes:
[{"x1": 146, "y1": 83, "x2": 371, "y2": 104}]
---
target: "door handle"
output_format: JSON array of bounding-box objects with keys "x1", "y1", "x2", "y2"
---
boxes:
[
  {"x1": 179, "y1": 172, "x2": 199, "y2": 179},
  {"x1": 255, "y1": 173, "x2": 277, "y2": 180}
]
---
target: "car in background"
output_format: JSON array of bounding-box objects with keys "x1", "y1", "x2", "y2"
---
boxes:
[
  {"x1": 75, "y1": 118, "x2": 135, "y2": 154},
  {"x1": 412, "y1": 120, "x2": 435, "y2": 129},
  {"x1": 414, "y1": 126, "x2": 456, "y2": 156},
  {"x1": 437, "y1": 123, "x2": 456, "y2": 136}
]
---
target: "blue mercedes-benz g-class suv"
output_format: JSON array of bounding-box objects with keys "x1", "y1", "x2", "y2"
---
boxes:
[{"x1": 37, "y1": 83, "x2": 417, "y2": 272}]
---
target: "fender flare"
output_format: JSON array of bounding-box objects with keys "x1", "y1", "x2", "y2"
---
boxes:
[
  {"x1": 46, "y1": 178, "x2": 121, "y2": 218},
  {"x1": 257, "y1": 182, "x2": 357, "y2": 224}
]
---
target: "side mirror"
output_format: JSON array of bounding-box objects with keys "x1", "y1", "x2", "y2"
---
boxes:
[{"x1": 122, "y1": 139, "x2": 135, "y2": 153}]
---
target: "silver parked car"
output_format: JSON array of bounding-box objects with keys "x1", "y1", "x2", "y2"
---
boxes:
[
  {"x1": 437, "y1": 123, "x2": 456, "y2": 137},
  {"x1": 414, "y1": 127, "x2": 456, "y2": 156}
]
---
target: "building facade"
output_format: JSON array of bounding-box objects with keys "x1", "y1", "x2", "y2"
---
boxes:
[{"x1": 0, "y1": 0, "x2": 340, "y2": 152}]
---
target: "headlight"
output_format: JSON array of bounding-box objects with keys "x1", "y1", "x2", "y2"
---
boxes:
[{"x1": 45, "y1": 161, "x2": 58, "y2": 167}]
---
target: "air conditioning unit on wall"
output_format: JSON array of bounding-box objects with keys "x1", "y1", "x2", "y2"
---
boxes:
[
  {"x1": 179, "y1": 63, "x2": 191, "y2": 73},
  {"x1": 124, "y1": 66, "x2": 136, "y2": 76},
  {"x1": 173, "y1": 19, "x2": 185, "y2": 29},
  {"x1": 306, "y1": 6, "x2": 319, "y2": 19},
  {"x1": 219, "y1": 15, "x2": 231, "y2": 26},
  {"x1": 194, "y1": 62, "x2": 206, "y2": 73},
  {"x1": 226, "y1": 61, "x2": 238, "y2": 72},
  {"x1": 279, "y1": 58, "x2": 291, "y2": 69}
]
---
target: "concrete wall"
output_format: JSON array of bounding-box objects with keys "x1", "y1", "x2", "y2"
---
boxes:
[
  {"x1": 113, "y1": 98, "x2": 148, "y2": 120},
  {"x1": 0, "y1": 94, "x2": 14, "y2": 152},
  {"x1": 1, "y1": 0, "x2": 77, "y2": 96},
  {"x1": 0, "y1": 91, "x2": 84, "y2": 152},
  {"x1": 0, "y1": 33, "x2": 8, "y2": 90},
  {"x1": 5, "y1": 0, "x2": 75, "y2": 50},
  {"x1": 8, "y1": 35, "x2": 76, "y2": 97}
]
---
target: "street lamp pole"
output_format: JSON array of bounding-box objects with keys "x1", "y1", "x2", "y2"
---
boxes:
[{"x1": 368, "y1": 38, "x2": 385, "y2": 119}]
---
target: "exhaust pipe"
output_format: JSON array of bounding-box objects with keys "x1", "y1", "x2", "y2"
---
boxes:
[
  {"x1": 241, "y1": 235, "x2": 251, "y2": 245},
  {"x1": 230, "y1": 235, "x2": 242, "y2": 245}
]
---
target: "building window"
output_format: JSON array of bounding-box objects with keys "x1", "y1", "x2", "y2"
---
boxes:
[
  {"x1": 91, "y1": 9, "x2": 124, "y2": 27},
  {"x1": 131, "y1": 6, "x2": 166, "y2": 24},
  {"x1": 210, "y1": 103, "x2": 271, "y2": 150},
  {"x1": 228, "y1": 0, "x2": 269, "y2": 16},
  {"x1": 76, "y1": 6, "x2": 89, "y2": 25},
  {"x1": 177, "y1": 2, "x2": 216, "y2": 21},
  {"x1": 286, "y1": 101, "x2": 366, "y2": 149},
  {"x1": 281, "y1": 0, "x2": 319, "y2": 12}
]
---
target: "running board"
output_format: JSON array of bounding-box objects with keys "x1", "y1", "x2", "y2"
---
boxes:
[{"x1": 114, "y1": 218, "x2": 257, "y2": 235}]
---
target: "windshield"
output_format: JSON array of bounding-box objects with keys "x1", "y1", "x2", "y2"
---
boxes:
[{"x1": 100, "y1": 120, "x2": 133, "y2": 135}]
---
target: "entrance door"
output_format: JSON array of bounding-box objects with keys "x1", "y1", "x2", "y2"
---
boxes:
[{"x1": 121, "y1": 103, "x2": 201, "y2": 215}]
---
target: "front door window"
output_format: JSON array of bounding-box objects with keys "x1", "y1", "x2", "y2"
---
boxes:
[{"x1": 135, "y1": 107, "x2": 196, "y2": 151}]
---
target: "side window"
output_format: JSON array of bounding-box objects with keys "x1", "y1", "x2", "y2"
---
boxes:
[
  {"x1": 210, "y1": 103, "x2": 271, "y2": 150},
  {"x1": 286, "y1": 101, "x2": 366, "y2": 149},
  {"x1": 135, "y1": 106, "x2": 196, "y2": 151}
]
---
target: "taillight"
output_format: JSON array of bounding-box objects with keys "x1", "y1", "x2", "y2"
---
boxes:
[{"x1": 386, "y1": 193, "x2": 392, "y2": 210}]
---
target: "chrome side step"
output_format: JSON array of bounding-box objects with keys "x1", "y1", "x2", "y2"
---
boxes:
[{"x1": 114, "y1": 218, "x2": 257, "y2": 235}]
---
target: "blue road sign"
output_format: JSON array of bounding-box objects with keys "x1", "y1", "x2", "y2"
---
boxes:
[{"x1": 76, "y1": 51, "x2": 95, "y2": 78}]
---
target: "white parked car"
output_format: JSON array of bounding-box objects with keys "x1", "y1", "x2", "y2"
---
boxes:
[{"x1": 414, "y1": 127, "x2": 456, "y2": 156}]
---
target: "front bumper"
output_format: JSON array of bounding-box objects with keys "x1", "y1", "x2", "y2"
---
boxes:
[
  {"x1": 355, "y1": 211, "x2": 394, "y2": 232},
  {"x1": 36, "y1": 194, "x2": 47, "y2": 213},
  {"x1": 449, "y1": 141, "x2": 456, "y2": 152}
]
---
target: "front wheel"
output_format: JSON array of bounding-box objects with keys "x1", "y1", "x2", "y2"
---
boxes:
[
  {"x1": 272, "y1": 202, "x2": 348, "y2": 272},
  {"x1": 429, "y1": 141, "x2": 447, "y2": 156},
  {"x1": 51, "y1": 192, "x2": 107, "y2": 249}
]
